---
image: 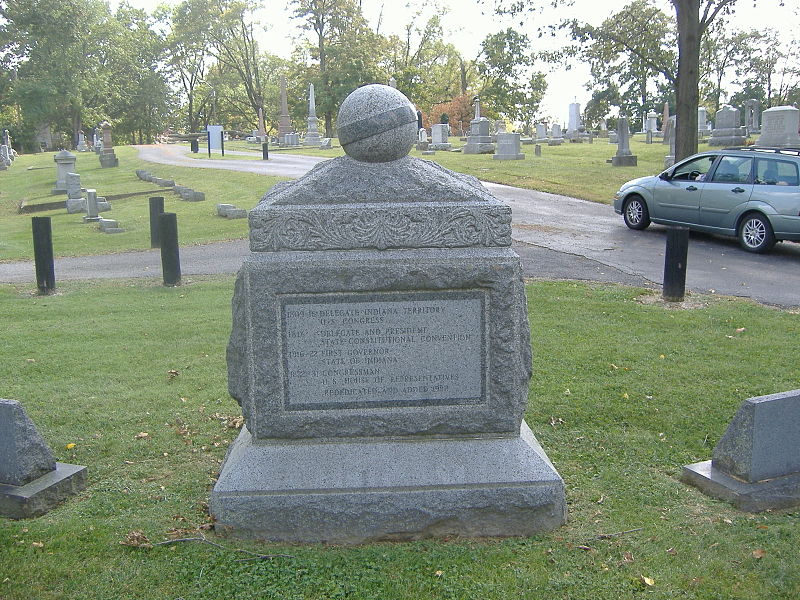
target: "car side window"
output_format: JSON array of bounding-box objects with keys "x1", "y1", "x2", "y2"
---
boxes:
[
  {"x1": 755, "y1": 158, "x2": 799, "y2": 186},
  {"x1": 709, "y1": 156, "x2": 753, "y2": 184},
  {"x1": 671, "y1": 155, "x2": 716, "y2": 181}
]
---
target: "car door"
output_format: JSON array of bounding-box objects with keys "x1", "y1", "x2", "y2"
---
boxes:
[
  {"x1": 652, "y1": 154, "x2": 717, "y2": 223},
  {"x1": 699, "y1": 155, "x2": 754, "y2": 231}
]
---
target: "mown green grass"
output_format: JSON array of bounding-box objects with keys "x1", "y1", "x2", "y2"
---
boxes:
[
  {"x1": 0, "y1": 147, "x2": 287, "y2": 261},
  {"x1": 1, "y1": 278, "x2": 798, "y2": 599}
]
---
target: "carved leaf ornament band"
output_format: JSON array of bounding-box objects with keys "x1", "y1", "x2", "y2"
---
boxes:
[{"x1": 250, "y1": 204, "x2": 512, "y2": 251}]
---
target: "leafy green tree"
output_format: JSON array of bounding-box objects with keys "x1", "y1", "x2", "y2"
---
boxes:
[
  {"x1": 476, "y1": 28, "x2": 547, "y2": 125},
  {"x1": 484, "y1": 0, "x2": 740, "y2": 160},
  {"x1": 162, "y1": 0, "x2": 215, "y2": 132},
  {"x1": 380, "y1": 14, "x2": 474, "y2": 113},
  {"x1": 699, "y1": 21, "x2": 759, "y2": 114},
  {"x1": 291, "y1": 0, "x2": 383, "y2": 136},
  {"x1": 205, "y1": 0, "x2": 267, "y2": 125},
  {"x1": 563, "y1": 0, "x2": 676, "y2": 128}
]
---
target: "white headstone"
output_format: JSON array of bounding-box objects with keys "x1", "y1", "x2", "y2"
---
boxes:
[
  {"x1": 756, "y1": 106, "x2": 800, "y2": 147},
  {"x1": 568, "y1": 103, "x2": 581, "y2": 133}
]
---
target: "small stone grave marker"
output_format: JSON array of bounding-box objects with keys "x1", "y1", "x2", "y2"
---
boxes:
[
  {"x1": 0, "y1": 399, "x2": 87, "y2": 518},
  {"x1": 682, "y1": 389, "x2": 800, "y2": 511}
]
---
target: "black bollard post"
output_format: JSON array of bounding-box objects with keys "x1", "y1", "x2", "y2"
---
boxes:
[
  {"x1": 207, "y1": 133, "x2": 211, "y2": 158},
  {"x1": 158, "y1": 212, "x2": 181, "y2": 286},
  {"x1": 31, "y1": 217, "x2": 56, "y2": 295},
  {"x1": 663, "y1": 226, "x2": 690, "y2": 302},
  {"x1": 262, "y1": 141, "x2": 269, "y2": 160},
  {"x1": 190, "y1": 139, "x2": 199, "y2": 153},
  {"x1": 221, "y1": 132, "x2": 225, "y2": 157},
  {"x1": 149, "y1": 196, "x2": 165, "y2": 248}
]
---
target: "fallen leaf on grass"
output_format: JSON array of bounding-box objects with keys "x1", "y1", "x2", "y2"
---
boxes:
[
  {"x1": 752, "y1": 549, "x2": 766, "y2": 559},
  {"x1": 134, "y1": 432, "x2": 150, "y2": 440},
  {"x1": 167, "y1": 369, "x2": 180, "y2": 380},
  {"x1": 666, "y1": 547, "x2": 677, "y2": 555},
  {"x1": 65, "y1": 443, "x2": 76, "y2": 450},
  {"x1": 622, "y1": 551, "x2": 634, "y2": 563},
  {"x1": 31, "y1": 542, "x2": 44, "y2": 548},
  {"x1": 120, "y1": 531, "x2": 152, "y2": 548},
  {"x1": 639, "y1": 575, "x2": 655, "y2": 587}
]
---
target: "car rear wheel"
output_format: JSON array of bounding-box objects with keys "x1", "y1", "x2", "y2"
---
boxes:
[
  {"x1": 738, "y1": 213, "x2": 775, "y2": 253},
  {"x1": 623, "y1": 195, "x2": 651, "y2": 230}
]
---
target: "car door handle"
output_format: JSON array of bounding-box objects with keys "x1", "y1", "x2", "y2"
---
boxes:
[
  {"x1": 686, "y1": 185, "x2": 697, "y2": 191},
  {"x1": 732, "y1": 187, "x2": 745, "y2": 193}
]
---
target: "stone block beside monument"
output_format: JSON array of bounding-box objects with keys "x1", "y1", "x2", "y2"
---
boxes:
[
  {"x1": 0, "y1": 399, "x2": 87, "y2": 519},
  {"x1": 493, "y1": 133, "x2": 525, "y2": 160},
  {"x1": 682, "y1": 389, "x2": 800, "y2": 512},
  {"x1": 210, "y1": 84, "x2": 566, "y2": 543}
]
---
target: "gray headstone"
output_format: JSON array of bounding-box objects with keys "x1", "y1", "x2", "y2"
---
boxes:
[
  {"x1": 493, "y1": 133, "x2": 525, "y2": 160},
  {"x1": 52, "y1": 150, "x2": 76, "y2": 194},
  {"x1": 683, "y1": 390, "x2": 800, "y2": 511},
  {"x1": 66, "y1": 172, "x2": 82, "y2": 200},
  {"x1": 744, "y1": 99, "x2": 760, "y2": 134},
  {"x1": 212, "y1": 85, "x2": 565, "y2": 543},
  {"x1": 0, "y1": 399, "x2": 87, "y2": 519},
  {"x1": 709, "y1": 105, "x2": 747, "y2": 147},
  {"x1": 0, "y1": 399, "x2": 56, "y2": 486},
  {"x1": 304, "y1": 83, "x2": 322, "y2": 147},
  {"x1": 83, "y1": 189, "x2": 100, "y2": 222},
  {"x1": 611, "y1": 118, "x2": 637, "y2": 166}
]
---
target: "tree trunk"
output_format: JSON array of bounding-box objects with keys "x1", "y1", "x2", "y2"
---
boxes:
[
  {"x1": 673, "y1": 0, "x2": 700, "y2": 162},
  {"x1": 324, "y1": 112, "x2": 333, "y2": 139}
]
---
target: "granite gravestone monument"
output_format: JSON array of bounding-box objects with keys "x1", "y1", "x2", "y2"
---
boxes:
[
  {"x1": 0, "y1": 399, "x2": 87, "y2": 518},
  {"x1": 682, "y1": 390, "x2": 800, "y2": 511},
  {"x1": 211, "y1": 84, "x2": 566, "y2": 543},
  {"x1": 52, "y1": 150, "x2": 76, "y2": 194},
  {"x1": 463, "y1": 97, "x2": 495, "y2": 154},
  {"x1": 757, "y1": 106, "x2": 800, "y2": 148},
  {"x1": 611, "y1": 117, "x2": 637, "y2": 166},
  {"x1": 709, "y1": 105, "x2": 746, "y2": 147},
  {"x1": 98, "y1": 121, "x2": 119, "y2": 168},
  {"x1": 304, "y1": 83, "x2": 322, "y2": 147}
]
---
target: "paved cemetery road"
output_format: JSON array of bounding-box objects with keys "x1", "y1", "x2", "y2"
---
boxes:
[
  {"x1": 1, "y1": 144, "x2": 798, "y2": 308},
  {"x1": 134, "y1": 143, "x2": 328, "y2": 178}
]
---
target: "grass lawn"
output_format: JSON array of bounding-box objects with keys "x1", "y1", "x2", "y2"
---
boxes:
[
  {"x1": 0, "y1": 147, "x2": 287, "y2": 261},
  {"x1": 1, "y1": 277, "x2": 798, "y2": 599}
]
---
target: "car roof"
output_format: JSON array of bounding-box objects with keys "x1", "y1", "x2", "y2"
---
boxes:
[{"x1": 718, "y1": 146, "x2": 800, "y2": 158}]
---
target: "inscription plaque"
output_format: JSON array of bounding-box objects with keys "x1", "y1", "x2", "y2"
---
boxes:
[{"x1": 281, "y1": 291, "x2": 485, "y2": 410}]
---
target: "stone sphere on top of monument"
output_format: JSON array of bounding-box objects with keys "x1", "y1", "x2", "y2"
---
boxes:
[{"x1": 336, "y1": 84, "x2": 418, "y2": 162}]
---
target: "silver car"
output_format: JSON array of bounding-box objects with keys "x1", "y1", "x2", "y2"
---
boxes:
[{"x1": 613, "y1": 147, "x2": 800, "y2": 252}]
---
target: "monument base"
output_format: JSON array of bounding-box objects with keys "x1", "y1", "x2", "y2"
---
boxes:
[
  {"x1": 463, "y1": 142, "x2": 495, "y2": 154},
  {"x1": 708, "y1": 136, "x2": 747, "y2": 147},
  {"x1": 66, "y1": 198, "x2": 87, "y2": 214},
  {"x1": 0, "y1": 462, "x2": 87, "y2": 519},
  {"x1": 493, "y1": 153, "x2": 525, "y2": 161},
  {"x1": 99, "y1": 153, "x2": 118, "y2": 168},
  {"x1": 211, "y1": 421, "x2": 566, "y2": 544},
  {"x1": 682, "y1": 460, "x2": 800, "y2": 512},
  {"x1": 612, "y1": 154, "x2": 638, "y2": 167}
]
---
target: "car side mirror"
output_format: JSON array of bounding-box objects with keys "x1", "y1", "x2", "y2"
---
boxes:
[{"x1": 659, "y1": 171, "x2": 671, "y2": 181}]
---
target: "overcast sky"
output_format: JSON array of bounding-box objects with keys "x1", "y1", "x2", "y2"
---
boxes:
[{"x1": 118, "y1": 0, "x2": 797, "y2": 123}]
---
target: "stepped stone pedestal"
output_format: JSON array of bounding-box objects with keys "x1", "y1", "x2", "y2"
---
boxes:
[{"x1": 210, "y1": 84, "x2": 566, "y2": 543}]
